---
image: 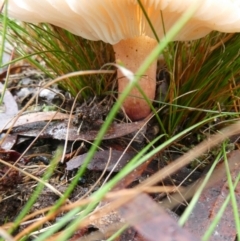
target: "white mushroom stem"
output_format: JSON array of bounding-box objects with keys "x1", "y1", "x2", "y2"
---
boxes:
[{"x1": 113, "y1": 36, "x2": 158, "y2": 121}]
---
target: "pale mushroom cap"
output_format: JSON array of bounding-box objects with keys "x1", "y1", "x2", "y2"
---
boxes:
[{"x1": 3, "y1": 0, "x2": 240, "y2": 44}]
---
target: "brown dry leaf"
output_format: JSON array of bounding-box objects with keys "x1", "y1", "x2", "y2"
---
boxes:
[
  {"x1": 66, "y1": 149, "x2": 135, "y2": 172},
  {"x1": 0, "y1": 134, "x2": 18, "y2": 150},
  {"x1": 113, "y1": 156, "x2": 153, "y2": 190},
  {"x1": 0, "y1": 111, "x2": 68, "y2": 149},
  {"x1": 11, "y1": 119, "x2": 145, "y2": 141},
  {"x1": 120, "y1": 193, "x2": 200, "y2": 241},
  {"x1": 0, "y1": 149, "x2": 28, "y2": 163},
  {"x1": 0, "y1": 111, "x2": 70, "y2": 131},
  {"x1": 184, "y1": 150, "x2": 240, "y2": 241},
  {"x1": 0, "y1": 149, "x2": 27, "y2": 190}
]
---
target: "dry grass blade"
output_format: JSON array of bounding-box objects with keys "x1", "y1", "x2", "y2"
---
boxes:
[
  {"x1": 0, "y1": 158, "x2": 67, "y2": 201},
  {"x1": 72, "y1": 120, "x2": 240, "y2": 227},
  {"x1": 20, "y1": 120, "x2": 238, "y2": 240},
  {"x1": 138, "y1": 120, "x2": 240, "y2": 188}
]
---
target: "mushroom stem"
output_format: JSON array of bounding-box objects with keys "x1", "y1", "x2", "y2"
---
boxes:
[{"x1": 113, "y1": 36, "x2": 158, "y2": 121}]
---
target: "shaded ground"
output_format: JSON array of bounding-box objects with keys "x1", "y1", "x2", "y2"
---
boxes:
[{"x1": 1, "y1": 66, "x2": 240, "y2": 241}]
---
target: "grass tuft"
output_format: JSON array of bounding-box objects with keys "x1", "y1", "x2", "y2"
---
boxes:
[
  {"x1": 1, "y1": 18, "x2": 115, "y2": 98},
  {"x1": 159, "y1": 32, "x2": 240, "y2": 135}
]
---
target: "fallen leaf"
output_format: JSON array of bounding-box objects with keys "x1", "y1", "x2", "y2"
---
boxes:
[
  {"x1": 11, "y1": 120, "x2": 146, "y2": 141},
  {"x1": 184, "y1": 150, "x2": 240, "y2": 241},
  {"x1": 66, "y1": 149, "x2": 135, "y2": 172},
  {"x1": 120, "y1": 193, "x2": 200, "y2": 241},
  {"x1": 113, "y1": 156, "x2": 153, "y2": 190},
  {"x1": 0, "y1": 149, "x2": 28, "y2": 163},
  {"x1": 0, "y1": 133, "x2": 17, "y2": 150},
  {"x1": 0, "y1": 111, "x2": 70, "y2": 131}
]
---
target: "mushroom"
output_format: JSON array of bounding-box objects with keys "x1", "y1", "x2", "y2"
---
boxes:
[{"x1": 3, "y1": 0, "x2": 240, "y2": 120}]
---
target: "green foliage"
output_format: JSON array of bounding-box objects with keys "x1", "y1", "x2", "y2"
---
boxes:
[
  {"x1": 1, "y1": 17, "x2": 115, "y2": 98},
  {"x1": 2, "y1": 16, "x2": 240, "y2": 137},
  {"x1": 160, "y1": 32, "x2": 240, "y2": 135}
]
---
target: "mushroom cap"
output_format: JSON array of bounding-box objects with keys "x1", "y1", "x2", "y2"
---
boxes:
[{"x1": 4, "y1": 0, "x2": 240, "y2": 44}]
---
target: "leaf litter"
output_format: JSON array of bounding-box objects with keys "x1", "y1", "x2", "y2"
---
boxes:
[{"x1": 1, "y1": 64, "x2": 240, "y2": 241}]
